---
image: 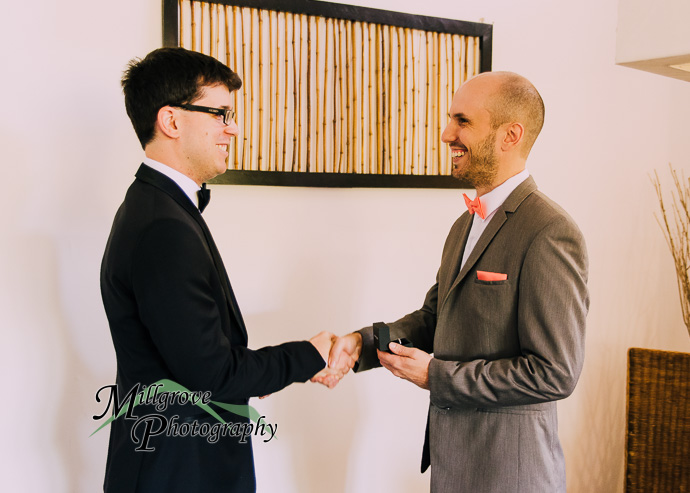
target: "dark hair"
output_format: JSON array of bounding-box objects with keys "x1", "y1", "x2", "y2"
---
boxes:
[{"x1": 121, "y1": 47, "x2": 242, "y2": 148}]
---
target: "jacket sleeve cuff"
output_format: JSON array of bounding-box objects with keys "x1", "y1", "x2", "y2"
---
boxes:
[{"x1": 354, "y1": 326, "x2": 382, "y2": 373}]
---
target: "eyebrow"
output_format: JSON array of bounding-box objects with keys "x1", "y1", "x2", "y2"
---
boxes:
[{"x1": 448, "y1": 112, "x2": 472, "y2": 124}]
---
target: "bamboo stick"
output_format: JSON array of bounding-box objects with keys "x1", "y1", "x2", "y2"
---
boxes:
[
  {"x1": 391, "y1": 27, "x2": 396, "y2": 174},
  {"x1": 369, "y1": 23, "x2": 376, "y2": 175},
  {"x1": 333, "y1": 20, "x2": 341, "y2": 173},
  {"x1": 382, "y1": 26, "x2": 390, "y2": 175},
  {"x1": 405, "y1": 28, "x2": 411, "y2": 173},
  {"x1": 291, "y1": 14, "x2": 300, "y2": 172},
  {"x1": 427, "y1": 33, "x2": 441, "y2": 175},
  {"x1": 227, "y1": 5, "x2": 235, "y2": 169},
  {"x1": 458, "y1": 35, "x2": 464, "y2": 88},
  {"x1": 251, "y1": 10, "x2": 257, "y2": 169},
  {"x1": 200, "y1": 2, "x2": 204, "y2": 53},
  {"x1": 422, "y1": 31, "x2": 429, "y2": 176},
  {"x1": 179, "y1": 0, "x2": 184, "y2": 48},
  {"x1": 226, "y1": 5, "x2": 232, "y2": 70},
  {"x1": 241, "y1": 7, "x2": 250, "y2": 170},
  {"x1": 216, "y1": 4, "x2": 221, "y2": 59},
  {"x1": 420, "y1": 33, "x2": 436, "y2": 175},
  {"x1": 393, "y1": 26, "x2": 399, "y2": 174},
  {"x1": 450, "y1": 35, "x2": 462, "y2": 95},
  {"x1": 215, "y1": 4, "x2": 220, "y2": 58},
  {"x1": 360, "y1": 22, "x2": 368, "y2": 174},
  {"x1": 439, "y1": 32, "x2": 444, "y2": 176},
  {"x1": 272, "y1": 11, "x2": 280, "y2": 172},
  {"x1": 474, "y1": 38, "x2": 480, "y2": 75},
  {"x1": 314, "y1": 16, "x2": 321, "y2": 173},
  {"x1": 341, "y1": 19, "x2": 348, "y2": 173},
  {"x1": 289, "y1": 13, "x2": 296, "y2": 172},
  {"x1": 302, "y1": 14, "x2": 308, "y2": 172},
  {"x1": 252, "y1": 11, "x2": 266, "y2": 171},
  {"x1": 401, "y1": 28, "x2": 407, "y2": 173},
  {"x1": 268, "y1": 11, "x2": 275, "y2": 172},
  {"x1": 445, "y1": 33, "x2": 451, "y2": 174},
  {"x1": 350, "y1": 20, "x2": 358, "y2": 174},
  {"x1": 411, "y1": 31, "x2": 418, "y2": 175},
  {"x1": 382, "y1": 25, "x2": 388, "y2": 175},
  {"x1": 376, "y1": 25, "x2": 383, "y2": 175},
  {"x1": 465, "y1": 37, "x2": 472, "y2": 82},
  {"x1": 276, "y1": 11, "x2": 284, "y2": 172},
  {"x1": 339, "y1": 20, "x2": 346, "y2": 174},
  {"x1": 357, "y1": 22, "x2": 363, "y2": 174},
  {"x1": 341, "y1": 19, "x2": 347, "y2": 173},
  {"x1": 305, "y1": 17, "x2": 312, "y2": 172},
  {"x1": 229, "y1": 6, "x2": 239, "y2": 169},
  {"x1": 396, "y1": 26, "x2": 402, "y2": 174},
  {"x1": 209, "y1": 3, "x2": 214, "y2": 57},
  {"x1": 190, "y1": 1, "x2": 196, "y2": 51},
  {"x1": 282, "y1": 12, "x2": 290, "y2": 173},
  {"x1": 322, "y1": 18, "x2": 330, "y2": 173}
]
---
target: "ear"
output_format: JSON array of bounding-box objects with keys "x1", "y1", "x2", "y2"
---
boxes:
[
  {"x1": 500, "y1": 122, "x2": 524, "y2": 152},
  {"x1": 156, "y1": 106, "x2": 181, "y2": 140}
]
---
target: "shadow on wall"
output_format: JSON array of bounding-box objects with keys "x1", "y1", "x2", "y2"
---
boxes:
[
  {"x1": 246, "y1": 254, "x2": 363, "y2": 493},
  {"x1": 53, "y1": 225, "x2": 115, "y2": 492}
]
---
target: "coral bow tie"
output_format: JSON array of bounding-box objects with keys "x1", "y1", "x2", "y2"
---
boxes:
[{"x1": 463, "y1": 193, "x2": 486, "y2": 219}]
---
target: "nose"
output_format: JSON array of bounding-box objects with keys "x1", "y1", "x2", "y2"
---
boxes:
[
  {"x1": 225, "y1": 120, "x2": 239, "y2": 137},
  {"x1": 441, "y1": 122, "x2": 454, "y2": 144}
]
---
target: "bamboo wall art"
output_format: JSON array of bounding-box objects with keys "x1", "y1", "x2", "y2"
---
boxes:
[{"x1": 162, "y1": 0, "x2": 492, "y2": 188}]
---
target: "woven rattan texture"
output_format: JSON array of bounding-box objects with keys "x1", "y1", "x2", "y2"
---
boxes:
[{"x1": 626, "y1": 348, "x2": 690, "y2": 492}]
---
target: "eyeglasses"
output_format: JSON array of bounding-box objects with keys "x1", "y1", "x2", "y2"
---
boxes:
[{"x1": 173, "y1": 104, "x2": 236, "y2": 125}]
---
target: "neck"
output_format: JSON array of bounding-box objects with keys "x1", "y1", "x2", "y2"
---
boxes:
[
  {"x1": 476, "y1": 159, "x2": 526, "y2": 197},
  {"x1": 145, "y1": 146, "x2": 203, "y2": 187}
]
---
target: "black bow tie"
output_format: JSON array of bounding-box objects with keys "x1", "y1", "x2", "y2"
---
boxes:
[{"x1": 197, "y1": 184, "x2": 211, "y2": 213}]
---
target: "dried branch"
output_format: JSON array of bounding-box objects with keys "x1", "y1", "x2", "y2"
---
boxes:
[{"x1": 653, "y1": 164, "x2": 690, "y2": 337}]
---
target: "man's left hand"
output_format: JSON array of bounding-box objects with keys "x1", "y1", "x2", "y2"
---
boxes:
[{"x1": 378, "y1": 343, "x2": 432, "y2": 390}]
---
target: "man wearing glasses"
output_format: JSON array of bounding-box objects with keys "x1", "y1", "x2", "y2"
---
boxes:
[{"x1": 100, "y1": 47, "x2": 345, "y2": 492}]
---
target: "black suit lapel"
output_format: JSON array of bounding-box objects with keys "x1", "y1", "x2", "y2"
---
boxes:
[{"x1": 135, "y1": 164, "x2": 248, "y2": 344}]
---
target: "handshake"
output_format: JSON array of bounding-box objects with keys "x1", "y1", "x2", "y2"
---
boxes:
[
  {"x1": 305, "y1": 327, "x2": 432, "y2": 390},
  {"x1": 307, "y1": 331, "x2": 363, "y2": 389}
]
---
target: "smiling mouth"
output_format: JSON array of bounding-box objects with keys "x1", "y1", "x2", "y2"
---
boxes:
[
  {"x1": 450, "y1": 148, "x2": 466, "y2": 159},
  {"x1": 216, "y1": 144, "x2": 228, "y2": 153}
]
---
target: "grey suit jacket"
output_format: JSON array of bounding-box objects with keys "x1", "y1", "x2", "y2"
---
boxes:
[{"x1": 357, "y1": 177, "x2": 589, "y2": 493}]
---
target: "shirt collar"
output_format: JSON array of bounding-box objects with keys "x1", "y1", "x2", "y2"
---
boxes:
[
  {"x1": 472, "y1": 168, "x2": 530, "y2": 222},
  {"x1": 142, "y1": 157, "x2": 201, "y2": 208}
]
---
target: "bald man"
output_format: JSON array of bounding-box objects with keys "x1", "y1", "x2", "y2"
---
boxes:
[{"x1": 326, "y1": 72, "x2": 589, "y2": 492}]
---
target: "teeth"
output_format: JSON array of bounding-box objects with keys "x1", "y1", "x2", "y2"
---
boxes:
[
  {"x1": 451, "y1": 150, "x2": 466, "y2": 158},
  {"x1": 216, "y1": 144, "x2": 227, "y2": 151}
]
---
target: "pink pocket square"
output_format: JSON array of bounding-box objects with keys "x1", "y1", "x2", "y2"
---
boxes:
[{"x1": 476, "y1": 270, "x2": 508, "y2": 281}]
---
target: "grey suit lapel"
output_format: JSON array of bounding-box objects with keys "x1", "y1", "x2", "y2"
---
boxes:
[
  {"x1": 442, "y1": 176, "x2": 538, "y2": 308},
  {"x1": 440, "y1": 214, "x2": 473, "y2": 298}
]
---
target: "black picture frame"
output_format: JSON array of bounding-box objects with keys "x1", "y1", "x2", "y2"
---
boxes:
[{"x1": 162, "y1": 0, "x2": 492, "y2": 188}]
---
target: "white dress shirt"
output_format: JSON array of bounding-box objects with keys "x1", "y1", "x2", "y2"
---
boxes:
[
  {"x1": 460, "y1": 169, "x2": 530, "y2": 270},
  {"x1": 142, "y1": 157, "x2": 201, "y2": 209}
]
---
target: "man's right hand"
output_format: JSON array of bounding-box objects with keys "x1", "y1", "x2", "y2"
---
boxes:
[
  {"x1": 309, "y1": 331, "x2": 337, "y2": 363},
  {"x1": 310, "y1": 332, "x2": 362, "y2": 389}
]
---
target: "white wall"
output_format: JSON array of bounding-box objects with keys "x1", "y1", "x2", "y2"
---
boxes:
[
  {"x1": 2, "y1": 0, "x2": 689, "y2": 492},
  {"x1": 616, "y1": 0, "x2": 690, "y2": 63}
]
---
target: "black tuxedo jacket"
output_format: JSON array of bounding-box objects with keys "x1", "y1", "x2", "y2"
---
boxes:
[{"x1": 100, "y1": 164, "x2": 324, "y2": 492}]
